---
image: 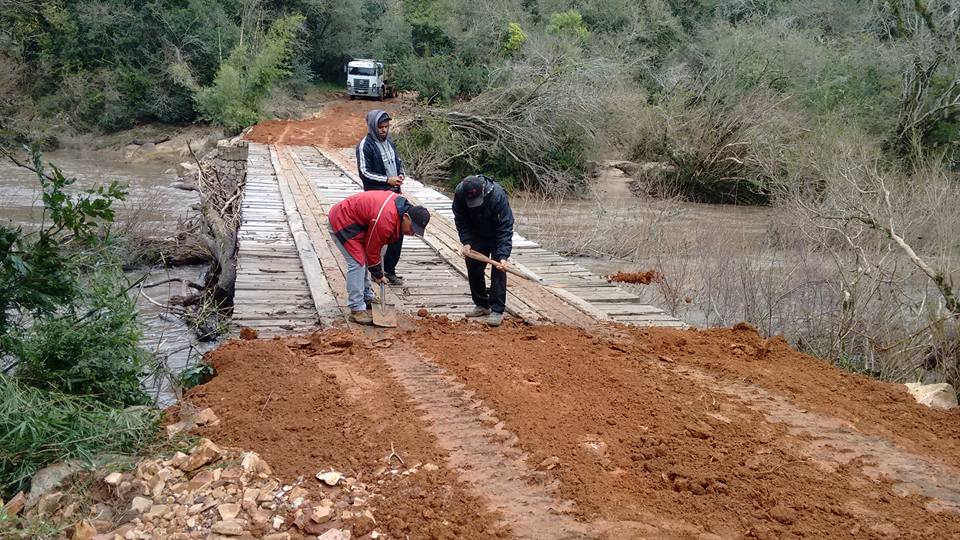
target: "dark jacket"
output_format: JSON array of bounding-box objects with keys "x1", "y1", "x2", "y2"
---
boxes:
[
  {"x1": 356, "y1": 110, "x2": 405, "y2": 193},
  {"x1": 452, "y1": 176, "x2": 514, "y2": 261}
]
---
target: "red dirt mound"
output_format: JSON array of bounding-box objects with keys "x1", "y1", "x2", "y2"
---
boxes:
[
  {"x1": 185, "y1": 331, "x2": 507, "y2": 540},
  {"x1": 608, "y1": 270, "x2": 663, "y2": 285},
  {"x1": 409, "y1": 318, "x2": 960, "y2": 538}
]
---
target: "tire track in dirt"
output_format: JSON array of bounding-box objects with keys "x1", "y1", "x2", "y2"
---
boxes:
[
  {"x1": 672, "y1": 362, "x2": 960, "y2": 513},
  {"x1": 375, "y1": 341, "x2": 592, "y2": 539}
]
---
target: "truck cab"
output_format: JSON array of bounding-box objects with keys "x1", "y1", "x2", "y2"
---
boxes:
[{"x1": 345, "y1": 59, "x2": 395, "y2": 100}]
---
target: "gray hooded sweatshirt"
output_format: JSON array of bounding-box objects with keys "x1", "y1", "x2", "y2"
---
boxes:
[{"x1": 365, "y1": 109, "x2": 398, "y2": 177}]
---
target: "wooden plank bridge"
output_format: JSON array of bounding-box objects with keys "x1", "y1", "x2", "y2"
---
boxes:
[{"x1": 233, "y1": 143, "x2": 684, "y2": 336}]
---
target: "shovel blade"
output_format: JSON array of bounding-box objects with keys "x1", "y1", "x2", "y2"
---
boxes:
[{"x1": 372, "y1": 305, "x2": 398, "y2": 328}]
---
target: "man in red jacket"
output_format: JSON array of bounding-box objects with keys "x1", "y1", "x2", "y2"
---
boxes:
[{"x1": 328, "y1": 190, "x2": 430, "y2": 324}]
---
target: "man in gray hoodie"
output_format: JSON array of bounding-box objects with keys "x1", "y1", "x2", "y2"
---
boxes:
[{"x1": 356, "y1": 109, "x2": 406, "y2": 285}]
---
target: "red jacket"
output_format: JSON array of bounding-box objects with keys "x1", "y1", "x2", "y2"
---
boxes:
[{"x1": 328, "y1": 190, "x2": 405, "y2": 270}]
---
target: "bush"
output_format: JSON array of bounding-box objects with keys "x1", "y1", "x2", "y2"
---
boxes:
[
  {"x1": 176, "y1": 15, "x2": 305, "y2": 133},
  {"x1": 0, "y1": 374, "x2": 158, "y2": 498},
  {"x1": 16, "y1": 263, "x2": 150, "y2": 407}
]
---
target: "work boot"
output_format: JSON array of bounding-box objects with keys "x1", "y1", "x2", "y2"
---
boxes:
[
  {"x1": 465, "y1": 306, "x2": 491, "y2": 318},
  {"x1": 349, "y1": 310, "x2": 373, "y2": 325},
  {"x1": 485, "y1": 311, "x2": 504, "y2": 327},
  {"x1": 386, "y1": 274, "x2": 404, "y2": 286}
]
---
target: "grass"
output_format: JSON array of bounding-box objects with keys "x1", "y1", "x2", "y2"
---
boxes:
[{"x1": 0, "y1": 374, "x2": 159, "y2": 498}]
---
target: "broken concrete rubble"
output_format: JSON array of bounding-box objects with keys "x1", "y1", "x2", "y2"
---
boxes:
[{"x1": 5, "y1": 434, "x2": 379, "y2": 540}]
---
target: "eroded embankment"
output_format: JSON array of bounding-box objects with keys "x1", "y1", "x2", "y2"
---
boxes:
[{"x1": 182, "y1": 319, "x2": 960, "y2": 539}]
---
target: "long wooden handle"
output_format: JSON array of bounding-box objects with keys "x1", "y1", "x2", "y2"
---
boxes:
[{"x1": 461, "y1": 248, "x2": 536, "y2": 281}]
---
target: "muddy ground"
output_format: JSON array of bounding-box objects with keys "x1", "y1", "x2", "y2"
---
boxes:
[
  {"x1": 245, "y1": 97, "x2": 407, "y2": 149},
  {"x1": 180, "y1": 318, "x2": 960, "y2": 539}
]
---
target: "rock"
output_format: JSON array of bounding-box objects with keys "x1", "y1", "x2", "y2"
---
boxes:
[
  {"x1": 72, "y1": 520, "x2": 97, "y2": 540},
  {"x1": 316, "y1": 471, "x2": 342, "y2": 486},
  {"x1": 103, "y1": 472, "x2": 124, "y2": 486},
  {"x1": 769, "y1": 505, "x2": 796, "y2": 525},
  {"x1": 422, "y1": 463, "x2": 439, "y2": 472},
  {"x1": 168, "y1": 452, "x2": 189, "y2": 468},
  {"x1": 2, "y1": 492, "x2": 26, "y2": 516},
  {"x1": 416, "y1": 308, "x2": 429, "y2": 317},
  {"x1": 36, "y1": 491, "x2": 64, "y2": 516},
  {"x1": 240, "y1": 452, "x2": 272, "y2": 476},
  {"x1": 131, "y1": 496, "x2": 152, "y2": 514},
  {"x1": 317, "y1": 529, "x2": 350, "y2": 540},
  {"x1": 310, "y1": 505, "x2": 333, "y2": 523},
  {"x1": 211, "y1": 520, "x2": 244, "y2": 536},
  {"x1": 239, "y1": 327, "x2": 258, "y2": 340},
  {"x1": 287, "y1": 486, "x2": 309, "y2": 505},
  {"x1": 188, "y1": 470, "x2": 215, "y2": 492},
  {"x1": 904, "y1": 383, "x2": 958, "y2": 410},
  {"x1": 263, "y1": 534, "x2": 290, "y2": 540},
  {"x1": 180, "y1": 439, "x2": 222, "y2": 471},
  {"x1": 218, "y1": 503, "x2": 240, "y2": 520},
  {"x1": 537, "y1": 456, "x2": 561, "y2": 471},
  {"x1": 166, "y1": 419, "x2": 196, "y2": 439},
  {"x1": 143, "y1": 504, "x2": 168, "y2": 520},
  {"x1": 25, "y1": 461, "x2": 83, "y2": 509},
  {"x1": 194, "y1": 408, "x2": 220, "y2": 426}
]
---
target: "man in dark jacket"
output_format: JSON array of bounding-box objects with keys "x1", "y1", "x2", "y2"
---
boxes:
[
  {"x1": 356, "y1": 109, "x2": 406, "y2": 285},
  {"x1": 452, "y1": 175, "x2": 514, "y2": 327}
]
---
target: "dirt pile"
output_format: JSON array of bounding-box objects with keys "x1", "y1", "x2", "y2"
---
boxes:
[
  {"x1": 184, "y1": 333, "x2": 507, "y2": 540},
  {"x1": 155, "y1": 319, "x2": 960, "y2": 539},
  {"x1": 409, "y1": 318, "x2": 960, "y2": 538},
  {"x1": 607, "y1": 270, "x2": 663, "y2": 285}
]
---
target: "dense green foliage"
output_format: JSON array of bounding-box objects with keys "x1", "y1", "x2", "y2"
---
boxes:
[{"x1": 2, "y1": 1, "x2": 958, "y2": 199}]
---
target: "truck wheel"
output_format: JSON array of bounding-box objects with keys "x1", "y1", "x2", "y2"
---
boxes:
[
  {"x1": 349, "y1": 95, "x2": 355, "y2": 101},
  {"x1": 377, "y1": 87, "x2": 384, "y2": 101}
]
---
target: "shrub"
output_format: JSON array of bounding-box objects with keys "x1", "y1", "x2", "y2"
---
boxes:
[
  {"x1": 548, "y1": 10, "x2": 589, "y2": 41},
  {"x1": 503, "y1": 22, "x2": 528, "y2": 54}
]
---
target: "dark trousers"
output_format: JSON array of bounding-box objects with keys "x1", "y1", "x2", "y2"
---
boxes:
[
  {"x1": 384, "y1": 236, "x2": 403, "y2": 276},
  {"x1": 465, "y1": 246, "x2": 507, "y2": 314}
]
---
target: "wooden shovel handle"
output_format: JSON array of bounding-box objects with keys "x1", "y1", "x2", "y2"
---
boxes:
[{"x1": 461, "y1": 248, "x2": 534, "y2": 281}]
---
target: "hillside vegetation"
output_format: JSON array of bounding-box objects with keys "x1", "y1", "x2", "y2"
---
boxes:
[{"x1": 1, "y1": 1, "x2": 958, "y2": 198}]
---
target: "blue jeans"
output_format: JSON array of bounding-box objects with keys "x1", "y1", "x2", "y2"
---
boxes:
[{"x1": 330, "y1": 226, "x2": 375, "y2": 312}]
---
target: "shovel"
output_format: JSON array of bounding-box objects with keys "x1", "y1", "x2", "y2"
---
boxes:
[{"x1": 372, "y1": 262, "x2": 398, "y2": 328}]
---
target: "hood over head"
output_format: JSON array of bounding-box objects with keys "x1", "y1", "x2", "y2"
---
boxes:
[{"x1": 366, "y1": 109, "x2": 391, "y2": 142}]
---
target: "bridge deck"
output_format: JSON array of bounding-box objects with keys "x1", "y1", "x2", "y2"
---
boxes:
[{"x1": 233, "y1": 143, "x2": 683, "y2": 335}]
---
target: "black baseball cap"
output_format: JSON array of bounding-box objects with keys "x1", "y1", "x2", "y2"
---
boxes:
[
  {"x1": 407, "y1": 206, "x2": 430, "y2": 237},
  {"x1": 462, "y1": 175, "x2": 488, "y2": 208}
]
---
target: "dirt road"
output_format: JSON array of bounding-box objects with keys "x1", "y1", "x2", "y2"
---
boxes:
[
  {"x1": 246, "y1": 96, "x2": 406, "y2": 149},
  {"x1": 182, "y1": 318, "x2": 960, "y2": 539}
]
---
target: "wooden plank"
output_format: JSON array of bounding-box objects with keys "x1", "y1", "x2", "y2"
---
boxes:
[{"x1": 269, "y1": 146, "x2": 342, "y2": 324}]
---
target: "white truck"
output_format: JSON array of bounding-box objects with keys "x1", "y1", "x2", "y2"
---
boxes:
[{"x1": 345, "y1": 59, "x2": 396, "y2": 100}]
